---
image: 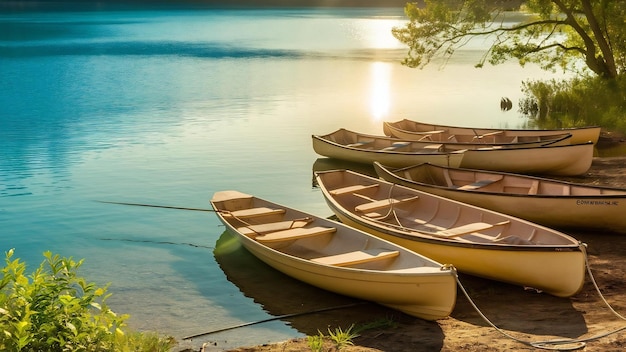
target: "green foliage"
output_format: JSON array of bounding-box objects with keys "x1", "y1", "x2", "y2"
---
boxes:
[
  {"x1": 305, "y1": 325, "x2": 359, "y2": 352},
  {"x1": 306, "y1": 319, "x2": 396, "y2": 352},
  {"x1": 0, "y1": 249, "x2": 176, "y2": 352},
  {"x1": 520, "y1": 74, "x2": 626, "y2": 133},
  {"x1": 393, "y1": 0, "x2": 626, "y2": 79},
  {"x1": 306, "y1": 332, "x2": 325, "y2": 352},
  {"x1": 326, "y1": 324, "x2": 358, "y2": 350},
  {"x1": 351, "y1": 317, "x2": 397, "y2": 334}
]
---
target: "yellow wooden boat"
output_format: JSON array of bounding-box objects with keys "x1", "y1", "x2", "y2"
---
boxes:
[
  {"x1": 383, "y1": 119, "x2": 601, "y2": 145},
  {"x1": 210, "y1": 190, "x2": 457, "y2": 320},
  {"x1": 314, "y1": 170, "x2": 586, "y2": 297},
  {"x1": 458, "y1": 141, "x2": 594, "y2": 176},
  {"x1": 313, "y1": 128, "x2": 590, "y2": 175},
  {"x1": 373, "y1": 162, "x2": 626, "y2": 234},
  {"x1": 312, "y1": 128, "x2": 467, "y2": 168}
]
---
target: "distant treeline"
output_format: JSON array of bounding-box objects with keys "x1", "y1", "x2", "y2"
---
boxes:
[{"x1": 2, "y1": 0, "x2": 525, "y2": 10}]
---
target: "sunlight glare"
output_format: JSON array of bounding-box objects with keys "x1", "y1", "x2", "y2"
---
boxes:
[
  {"x1": 369, "y1": 61, "x2": 392, "y2": 120},
  {"x1": 357, "y1": 18, "x2": 406, "y2": 49}
]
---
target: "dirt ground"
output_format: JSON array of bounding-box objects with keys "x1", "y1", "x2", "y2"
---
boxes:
[{"x1": 215, "y1": 155, "x2": 626, "y2": 352}]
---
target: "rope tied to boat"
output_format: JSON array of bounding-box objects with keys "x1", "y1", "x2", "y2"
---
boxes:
[
  {"x1": 358, "y1": 183, "x2": 413, "y2": 233},
  {"x1": 579, "y1": 242, "x2": 626, "y2": 322},
  {"x1": 452, "y1": 266, "x2": 585, "y2": 350},
  {"x1": 454, "y1": 241, "x2": 626, "y2": 350}
]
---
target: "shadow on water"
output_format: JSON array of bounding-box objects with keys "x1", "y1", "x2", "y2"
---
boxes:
[{"x1": 212, "y1": 230, "x2": 446, "y2": 349}]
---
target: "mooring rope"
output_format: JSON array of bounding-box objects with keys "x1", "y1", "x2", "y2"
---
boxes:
[
  {"x1": 182, "y1": 302, "x2": 369, "y2": 340},
  {"x1": 580, "y1": 243, "x2": 626, "y2": 322},
  {"x1": 452, "y1": 242, "x2": 626, "y2": 350}
]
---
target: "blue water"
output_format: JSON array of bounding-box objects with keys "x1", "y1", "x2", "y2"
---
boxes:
[{"x1": 0, "y1": 5, "x2": 565, "y2": 350}]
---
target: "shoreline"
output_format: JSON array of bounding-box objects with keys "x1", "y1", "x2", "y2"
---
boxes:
[{"x1": 209, "y1": 156, "x2": 626, "y2": 352}]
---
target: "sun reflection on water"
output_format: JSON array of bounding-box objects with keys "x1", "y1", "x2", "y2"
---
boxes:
[
  {"x1": 369, "y1": 61, "x2": 392, "y2": 121},
  {"x1": 356, "y1": 18, "x2": 406, "y2": 49}
]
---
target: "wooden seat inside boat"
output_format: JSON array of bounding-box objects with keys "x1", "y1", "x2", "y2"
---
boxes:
[
  {"x1": 422, "y1": 144, "x2": 443, "y2": 150},
  {"x1": 457, "y1": 177, "x2": 503, "y2": 190},
  {"x1": 329, "y1": 184, "x2": 379, "y2": 196},
  {"x1": 381, "y1": 142, "x2": 411, "y2": 151},
  {"x1": 433, "y1": 220, "x2": 510, "y2": 238},
  {"x1": 474, "y1": 130, "x2": 504, "y2": 139},
  {"x1": 238, "y1": 218, "x2": 314, "y2": 236},
  {"x1": 423, "y1": 129, "x2": 446, "y2": 135},
  {"x1": 417, "y1": 130, "x2": 446, "y2": 140},
  {"x1": 346, "y1": 140, "x2": 373, "y2": 148},
  {"x1": 527, "y1": 180, "x2": 540, "y2": 194},
  {"x1": 255, "y1": 226, "x2": 336, "y2": 243},
  {"x1": 225, "y1": 207, "x2": 286, "y2": 219},
  {"x1": 312, "y1": 248, "x2": 400, "y2": 267},
  {"x1": 355, "y1": 195, "x2": 420, "y2": 213}
]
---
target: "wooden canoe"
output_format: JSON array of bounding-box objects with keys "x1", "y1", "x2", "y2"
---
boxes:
[
  {"x1": 374, "y1": 162, "x2": 626, "y2": 234},
  {"x1": 458, "y1": 141, "x2": 594, "y2": 176},
  {"x1": 312, "y1": 128, "x2": 571, "y2": 169},
  {"x1": 314, "y1": 170, "x2": 586, "y2": 297},
  {"x1": 210, "y1": 190, "x2": 457, "y2": 320},
  {"x1": 313, "y1": 128, "x2": 590, "y2": 175},
  {"x1": 383, "y1": 119, "x2": 601, "y2": 145},
  {"x1": 312, "y1": 128, "x2": 465, "y2": 168}
]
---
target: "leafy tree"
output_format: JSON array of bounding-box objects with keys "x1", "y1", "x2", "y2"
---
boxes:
[{"x1": 392, "y1": 0, "x2": 626, "y2": 80}]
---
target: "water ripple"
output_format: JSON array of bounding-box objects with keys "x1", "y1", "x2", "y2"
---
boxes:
[{"x1": 0, "y1": 41, "x2": 307, "y2": 59}]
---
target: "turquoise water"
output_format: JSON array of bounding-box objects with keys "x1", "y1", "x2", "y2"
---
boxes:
[{"x1": 0, "y1": 5, "x2": 568, "y2": 350}]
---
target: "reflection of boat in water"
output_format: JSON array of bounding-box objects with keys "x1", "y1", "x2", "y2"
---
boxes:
[{"x1": 213, "y1": 230, "x2": 409, "y2": 336}]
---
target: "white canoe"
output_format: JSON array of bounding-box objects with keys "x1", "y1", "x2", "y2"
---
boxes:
[
  {"x1": 210, "y1": 190, "x2": 457, "y2": 320},
  {"x1": 374, "y1": 162, "x2": 626, "y2": 234},
  {"x1": 314, "y1": 170, "x2": 586, "y2": 298},
  {"x1": 313, "y1": 128, "x2": 590, "y2": 175},
  {"x1": 458, "y1": 141, "x2": 594, "y2": 176},
  {"x1": 312, "y1": 128, "x2": 465, "y2": 168},
  {"x1": 383, "y1": 119, "x2": 601, "y2": 145}
]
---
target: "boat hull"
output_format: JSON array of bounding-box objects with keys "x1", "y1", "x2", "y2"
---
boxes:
[
  {"x1": 383, "y1": 119, "x2": 601, "y2": 145},
  {"x1": 239, "y1": 240, "x2": 456, "y2": 320},
  {"x1": 211, "y1": 190, "x2": 457, "y2": 320},
  {"x1": 312, "y1": 132, "x2": 465, "y2": 168},
  {"x1": 374, "y1": 162, "x2": 626, "y2": 233},
  {"x1": 326, "y1": 210, "x2": 584, "y2": 297},
  {"x1": 459, "y1": 142, "x2": 594, "y2": 176},
  {"x1": 312, "y1": 128, "x2": 589, "y2": 175},
  {"x1": 314, "y1": 170, "x2": 586, "y2": 298}
]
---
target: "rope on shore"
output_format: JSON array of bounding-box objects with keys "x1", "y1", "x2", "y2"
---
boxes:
[
  {"x1": 182, "y1": 302, "x2": 369, "y2": 340},
  {"x1": 454, "y1": 242, "x2": 626, "y2": 351}
]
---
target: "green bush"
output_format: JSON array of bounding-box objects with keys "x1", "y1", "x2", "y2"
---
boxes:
[
  {"x1": 0, "y1": 249, "x2": 175, "y2": 352},
  {"x1": 520, "y1": 75, "x2": 626, "y2": 134}
]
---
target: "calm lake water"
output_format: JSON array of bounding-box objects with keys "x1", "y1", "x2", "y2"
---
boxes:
[{"x1": 0, "y1": 5, "x2": 577, "y2": 350}]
